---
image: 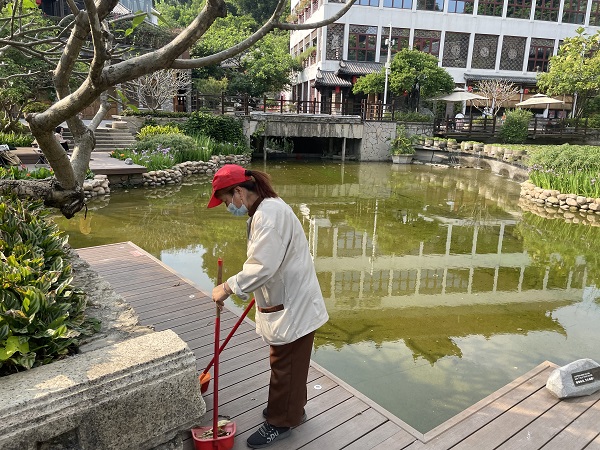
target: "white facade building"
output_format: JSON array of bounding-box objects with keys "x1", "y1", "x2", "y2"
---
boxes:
[{"x1": 290, "y1": 0, "x2": 600, "y2": 110}]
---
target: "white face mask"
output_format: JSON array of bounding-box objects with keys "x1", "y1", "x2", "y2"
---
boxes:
[
  {"x1": 227, "y1": 190, "x2": 248, "y2": 216},
  {"x1": 227, "y1": 202, "x2": 248, "y2": 216}
]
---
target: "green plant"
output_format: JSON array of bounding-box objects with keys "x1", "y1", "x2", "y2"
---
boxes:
[
  {"x1": 393, "y1": 111, "x2": 433, "y2": 123},
  {"x1": 499, "y1": 109, "x2": 532, "y2": 144},
  {"x1": 390, "y1": 126, "x2": 416, "y2": 155},
  {"x1": 0, "y1": 132, "x2": 34, "y2": 148},
  {"x1": 0, "y1": 195, "x2": 99, "y2": 375},
  {"x1": 183, "y1": 112, "x2": 245, "y2": 144},
  {"x1": 136, "y1": 124, "x2": 183, "y2": 140}
]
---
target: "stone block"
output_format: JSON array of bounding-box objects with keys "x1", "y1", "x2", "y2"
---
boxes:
[
  {"x1": 0, "y1": 330, "x2": 205, "y2": 450},
  {"x1": 546, "y1": 358, "x2": 600, "y2": 399}
]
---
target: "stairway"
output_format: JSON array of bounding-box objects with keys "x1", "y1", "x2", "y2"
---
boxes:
[{"x1": 63, "y1": 124, "x2": 136, "y2": 153}]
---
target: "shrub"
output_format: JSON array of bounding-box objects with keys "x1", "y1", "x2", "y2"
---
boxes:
[
  {"x1": 183, "y1": 112, "x2": 245, "y2": 144},
  {"x1": 0, "y1": 132, "x2": 34, "y2": 148},
  {"x1": 393, "y1": 111, "x2": 432, "y2": 123},
  {"x1": 499, "y1": 109, "x2": 532, "y2": 144},
  {"x1": 137, "y1": 124, "x2": 183, "y2": 140},
  {"x1": 0, "y1": 195, "x2": 99, "y2": 376},
  {"x1": 122, "y1": 109, "x2": 189, "y2": 118}
]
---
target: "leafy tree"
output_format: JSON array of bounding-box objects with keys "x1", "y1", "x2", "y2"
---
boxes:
[
  {"x1": 388, "y1": 49, "x2": 454, "y2": 100},
  {"x1": 192, "y1": 16, "x2": 300, "y2": 97},
  {"x1": 353, "y1": 49, "x2": 453, "y2": 111},
  {"x1": 231, "y1": 0, "x2": 280, "y2": 23},
  {"x1": 0, "y1": 0, "x2": 357, "y2": 218},
  {"x1": 352, "y1": 71, "x2": 385, "y2": 95},
  {"x1": 537, "y1": 28, "x2": 600, "y2": 117}
]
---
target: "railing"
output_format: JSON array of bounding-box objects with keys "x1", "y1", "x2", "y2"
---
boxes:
[
  {"x1": 189, "y1": 93, "x2": 406, "y2": 120},
  {"x1": 434, "y1": 116, "x2": 591, "y2": 138}
]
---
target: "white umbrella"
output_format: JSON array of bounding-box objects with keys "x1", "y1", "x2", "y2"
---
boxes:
[
  {"x1": 434, "y1": 88, "x2": 488, "y2": 102},
  {"x1": 516, "y1": 93, "x2": 564, "y2": 107}
]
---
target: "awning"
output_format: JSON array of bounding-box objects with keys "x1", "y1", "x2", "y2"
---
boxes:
[
  {"x1": 337, "y1": 60, "x2": 383, "y2": 76},
  {"x1": 313, "y1": 70, "x2": 353, "y2": 88},
  {"x1": 463, "y1": 73, "x2": 537, "y2": 84}
]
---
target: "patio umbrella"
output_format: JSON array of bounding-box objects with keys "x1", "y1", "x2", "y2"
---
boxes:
[
  {"x1": 515, "y1": 93, "x2": 564, "y2": 108},
  {"x1": 434, "y1": 88, "x2": 488, "y2": 102}
]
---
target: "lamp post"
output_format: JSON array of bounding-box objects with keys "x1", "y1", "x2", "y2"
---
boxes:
[{"x1": 383, "y1": 25, "x2": 395, "y2": 109}]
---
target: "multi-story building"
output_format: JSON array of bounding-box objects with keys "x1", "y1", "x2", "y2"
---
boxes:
[{"x1": 290, "y1": 0, "x2": 600, "y2": 113}]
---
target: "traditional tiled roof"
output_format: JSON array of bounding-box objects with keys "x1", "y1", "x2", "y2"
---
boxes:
[
  {"x1": 313, "y1": 70, "x2": 353, "y2": 88},
  {"x1": 337, "y1": 60, "x2": 384, "y2": 76},
  {"x1": 464, "y1": 73, "x2": 536, "y2": 84}
]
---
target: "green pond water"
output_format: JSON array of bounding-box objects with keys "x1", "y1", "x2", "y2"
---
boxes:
[{"x1": 54, "y1": 161, "x2": 600, "y2": 433}]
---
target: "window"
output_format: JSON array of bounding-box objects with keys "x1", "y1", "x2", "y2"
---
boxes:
[
  {"x1": 534, "y1": 0, "x2": 560, "y2": 21},
  {"x1": 477, "y1": 0, "x2": 504, "y2": 16},
  {"x1": 447, "y1": 0, "x2": 475, "y2": 13},
  {"x1": 379, "y1": 27, "x2": 410, "y2": 59},
  {"x1": 562, "y1": 0, "x2": 587, "y2": 23},
  {"x1": 357, "y1": 0, "x2": 380, "y2": 5},
  {"x1": 590, "y1": 0, "x2": 600, "y2": 25},
  {"x1": 417, "y1": 0, "x2": 444, "y2": 11},
  {"x1": 348, "y1": 33, "x2": 377, "y2": 61},
  {"x1": 413, "y1": 30, "x2": 442, "y2": 56},
  {"x1": 383, "y1": 0, "x2": 413, "y2": 8},
  {"x1": 506, "y1": 0, "x2": 532, "y2": 18},
  {"x1": 527, "y1": 38, "x2": 554, "y2": 72}
]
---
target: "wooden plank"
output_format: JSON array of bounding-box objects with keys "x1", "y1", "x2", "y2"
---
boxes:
[
  {"x1": 301, "y1": 407, "x2": 388, "y2": 450},
  {"x1": 407, "y1": 363, "x2": 556, "y2": 449},
  {"x1": 496, "y1": 391, "x2": 600, "y2": 449},
  {"x1": 450, "y1": 384, "x2": 560, "y2": 449},
  {"x1": 344, "y1": 421, "x2": 413, "y2": 450},
  {"x1": 370, "y1": 429, "x2": 421, "y2": 450},
  {"x1": 231, "y1": 390, "x2": 365, "y2": 450},
  {"x1": 541, "y1": 397, "x2": 600, "y2": 450}
]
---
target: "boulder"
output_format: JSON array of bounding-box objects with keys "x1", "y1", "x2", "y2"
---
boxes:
[{"x1": 546, "y1": 358, "x2": 600, "y2": 399}]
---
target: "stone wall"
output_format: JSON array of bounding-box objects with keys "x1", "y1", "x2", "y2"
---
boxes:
[
  {"x1": 360, "y1": 121, "x2": 396, "y2": 161},
  {"x1": 520, "y1": 181, "x2": 600, "y2": 226},
  {"x1": 0, "y1": 250, "x2": 205, "y2": 450}
]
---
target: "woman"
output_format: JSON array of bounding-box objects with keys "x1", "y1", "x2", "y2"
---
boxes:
[
  {"x1": 54, "y1": 126, "x2": 69, "y2": 152},
  {"x1": 208, "y1": 164, "x2": 328, "y2": 449}
]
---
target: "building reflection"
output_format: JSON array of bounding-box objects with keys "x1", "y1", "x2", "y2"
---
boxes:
[{"x1": 281, "y1": 166, "x2": 590, "y2": 362}]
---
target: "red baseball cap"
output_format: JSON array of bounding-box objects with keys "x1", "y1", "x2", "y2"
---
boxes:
[{"x1": 207, "y1": 164, "x2": 252, "y2": 208}]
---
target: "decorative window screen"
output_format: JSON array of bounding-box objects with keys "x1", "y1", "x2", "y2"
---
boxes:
[
  {"x1": 499, "y1": 36, "x2": 526, "y2": 71},
  {"x1": 590, "y1": 0, "x2": 600, "y2": 25},
  {"x1": 471, "y1": 34, "x2": 499, "y2": 69},
  {"x1": 442, "y1": 32, "x2": 470, "y2": 67},
  {"x1": 326, "y1": 24, "x2": 345, "y2": 60}
]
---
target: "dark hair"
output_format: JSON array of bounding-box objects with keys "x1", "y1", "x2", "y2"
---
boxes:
[
  {"x1": 219, "y1": 169, "x2": 278, "y2": 200},
  {"x1": 55, "y1": 126, "x2": 63, "y2": 133}
]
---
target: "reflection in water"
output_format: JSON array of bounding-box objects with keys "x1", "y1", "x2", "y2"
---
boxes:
[{"x1": 54, "y1": 162, "x2": 600, "y2": 433}]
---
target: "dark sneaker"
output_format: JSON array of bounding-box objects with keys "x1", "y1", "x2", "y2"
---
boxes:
[
  {"x1": 262, "y1": 408, "x2": 307, "y2": 425},
  {"x1": 246, "y1": 421, "x2": 291, "y2": 448}
]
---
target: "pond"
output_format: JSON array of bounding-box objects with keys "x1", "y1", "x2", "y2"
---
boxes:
[{"x1": 54, "y1": 161, "x2": 600, "y2": 433}]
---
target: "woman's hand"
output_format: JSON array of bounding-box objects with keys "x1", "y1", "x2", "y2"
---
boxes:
[{"x1": 211, "y1": 283, "x2": 231, "y2": 311}]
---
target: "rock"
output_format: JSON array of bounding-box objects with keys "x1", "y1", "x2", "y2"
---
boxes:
[
  {"x1": 566, "y1": 197, "x2": 579, "y2": 206},
  {"x1": 546, "y1": 359, "x2": 600, "y2": 399}
]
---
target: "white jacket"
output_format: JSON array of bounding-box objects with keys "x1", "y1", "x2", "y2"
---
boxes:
[{"x1": 227, "y1": 197, "x2": 329, "y2": 345}]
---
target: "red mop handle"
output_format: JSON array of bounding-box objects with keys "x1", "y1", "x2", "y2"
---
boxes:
[
  {"x1": 213, "y1": 258, "x2": 223, "y2": 441},
  {"x1": 202, "y1": 298, "x2": 256, "y2": 376}
]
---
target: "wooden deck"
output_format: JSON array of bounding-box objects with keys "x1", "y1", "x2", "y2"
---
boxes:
[{"x1": 77, "y1": 242, "x2": 600, "y2": 450}]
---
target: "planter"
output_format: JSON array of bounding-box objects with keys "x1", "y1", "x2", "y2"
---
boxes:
[{"x1": 392, "y1": 154, "x2": 414, "y2": 164}]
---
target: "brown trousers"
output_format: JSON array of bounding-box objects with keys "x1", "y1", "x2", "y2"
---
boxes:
[{"x1": 266, "y1": 331, "x2": 315, "y2": 428}]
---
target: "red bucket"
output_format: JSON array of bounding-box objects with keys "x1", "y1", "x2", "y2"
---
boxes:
[{"x1": 192, "y1": 422, "x2": 236, "y2": 450}]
